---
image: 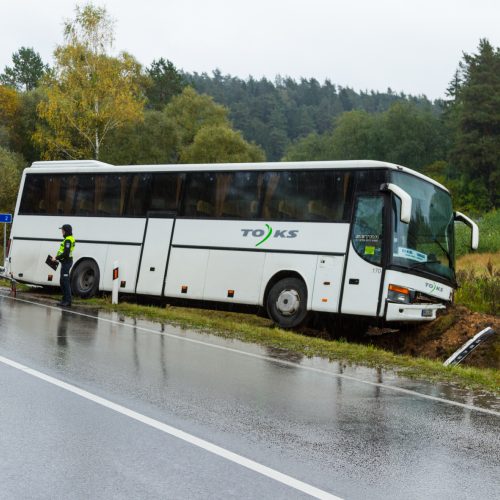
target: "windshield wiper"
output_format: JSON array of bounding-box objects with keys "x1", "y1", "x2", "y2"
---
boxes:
[{"x1": 433, "y1": 238, "x2": 452, "y2": 268}]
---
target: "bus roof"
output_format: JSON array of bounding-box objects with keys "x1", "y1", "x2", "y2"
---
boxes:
[{"x1": 28, "y1": 159, "x2": 449, "y2": 192}]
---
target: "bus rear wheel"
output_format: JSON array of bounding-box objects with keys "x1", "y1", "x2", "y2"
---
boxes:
[
  {"x1": 71, "y1": 259, "x2": 100, "y2": 299},
  {"x1": 266, "y1": 277, "x2": 308, "y2": 329}
]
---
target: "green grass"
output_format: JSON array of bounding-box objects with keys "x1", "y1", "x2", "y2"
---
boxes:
[
  {"x1": 71, "y1": 296, "x2": 499, "y2": 394},
  {"x1": 456, "y1": 209, "x2": 500, "y2": 257}
]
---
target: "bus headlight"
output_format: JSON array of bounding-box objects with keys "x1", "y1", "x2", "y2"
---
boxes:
[{"x1": 388, "y1": 284, "x2": 411, "y2": 304}]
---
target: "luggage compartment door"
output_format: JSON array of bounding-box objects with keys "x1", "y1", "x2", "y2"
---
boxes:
[{"x1": 136, "y1": 213, "x2": 175, "y2": 296}]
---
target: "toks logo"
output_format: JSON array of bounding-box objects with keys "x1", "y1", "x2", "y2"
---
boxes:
[
  {"x1": 425, "y1": 282, "x2": 444, "y2": 294},
  {"x1": 241, "y1": 224, "x2": 299, "y2": 247}
]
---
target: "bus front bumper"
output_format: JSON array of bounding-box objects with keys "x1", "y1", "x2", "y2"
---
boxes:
[{"x1": 385, "y1": 301, "x2": 446, "y2": 322}]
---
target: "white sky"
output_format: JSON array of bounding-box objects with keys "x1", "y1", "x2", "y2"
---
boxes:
[{"x1": 1, "y1": 0, "x2": 499, "y2": 99}]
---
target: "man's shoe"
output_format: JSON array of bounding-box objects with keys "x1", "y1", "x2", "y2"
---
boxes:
[{"x1": 57, "y1": 301, "x2": 71, "y2": 307}]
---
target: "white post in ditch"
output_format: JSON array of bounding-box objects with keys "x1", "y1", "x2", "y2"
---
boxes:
[
  {"x1": 443, "y1": 327, "x2": 495, "y2": 366},
  {"x1": 112, "y1": 261, "x2": 119, "y2": 305}
]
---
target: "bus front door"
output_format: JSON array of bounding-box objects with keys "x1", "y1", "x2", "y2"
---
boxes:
[
  {"x1": 135, "y1": 212, "x2": 176, "y2": 296},
  {"x1": 341, "y1": 196, "x2": 384, "y2": 317}
]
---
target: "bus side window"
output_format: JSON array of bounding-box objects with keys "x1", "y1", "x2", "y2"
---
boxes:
[
  {"x1": 352, "y1": 196, "x2": 384, "y2": 264},
  {"x1": 95, "y1": 174, "x2": 127, "y2": 216},
  {"x1": 262, "y1": 171, "x2": 298, "y2": 220},
  {"x1": 218, "y1": 171, "x2": 262, "y2": 219},
  {"x1": 59, "y1": 176, "x2": 77, "y2": 215},
  {"x1": 149, "y1": 173, "x2": 183, "y2": 213},
  {"x1": 74, "y1": 175, "x2": 96, "y2": 216},
  {"x1": 20, "y1": 175, "x2": 46, "y2": 214},
  {"x1": 299, "y1": 170, "x2": 353, "y2": 222},
  {"x1": 182, "y1": 173, "x2": 216, "y2": 217},
  {"x1": 44, "y1": 176, "x2": 62, "y2": 215},
  {"x1": 126, "y1": 174, "x2": 151, "y2": 217}
]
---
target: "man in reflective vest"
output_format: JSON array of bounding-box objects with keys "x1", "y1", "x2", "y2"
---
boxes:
[{"x1": 52, "y1": 224, "x2": 76, "y2": 307}]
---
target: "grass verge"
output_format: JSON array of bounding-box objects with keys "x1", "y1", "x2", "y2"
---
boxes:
[
  {"x1": 0, "y1": 277, "x2": 31, "y2": 291},
  {"x1": 72, "y1": 296, "x2": 499, "y2": 395}
]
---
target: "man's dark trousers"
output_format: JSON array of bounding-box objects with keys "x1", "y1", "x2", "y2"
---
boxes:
[{"x1": 60, "y1": 259, "x2": 73, "y2": 305}]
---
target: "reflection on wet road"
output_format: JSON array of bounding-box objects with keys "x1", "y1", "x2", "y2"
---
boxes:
[{"x1": 0, "y1": 293, "x2": 499, "y2": 499}]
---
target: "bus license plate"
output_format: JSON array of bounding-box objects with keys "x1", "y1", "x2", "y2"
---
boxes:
[{"x1": 421, "y1": 309, "x2": 433, "y2": 318}]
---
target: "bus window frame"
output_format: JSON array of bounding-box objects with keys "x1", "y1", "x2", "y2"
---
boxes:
[{"x1": 19, "y1": 167, "x2": 364, "y2": 223}]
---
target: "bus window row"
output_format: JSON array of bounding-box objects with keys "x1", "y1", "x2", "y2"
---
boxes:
[{"x1": 19, "y1": 170, "x2": 354, "y2": 222}]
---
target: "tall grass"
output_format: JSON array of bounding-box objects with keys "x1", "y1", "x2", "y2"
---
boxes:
[{"x1": 455, "y1": 259, "x2": 499, "y2": 315}]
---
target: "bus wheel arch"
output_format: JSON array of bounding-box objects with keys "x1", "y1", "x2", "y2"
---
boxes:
[
  {"x1": 264, "y1": 271, "x2": 309, "y2": 329},
  {"x1": 71, "y1": 258, "x2": 100, "y2": 299}
]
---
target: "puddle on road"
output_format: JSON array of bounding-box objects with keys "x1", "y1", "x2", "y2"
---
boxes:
[
  {"x1": 96, "y1": 307, "x2": 499, "y2": 413},
  {"x1": 1, "y1": 291, "x2": 498, "y2": 413}
]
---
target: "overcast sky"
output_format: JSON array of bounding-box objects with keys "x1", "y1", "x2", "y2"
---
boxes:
[{"x1": 1, "y1": 0, "x2": 499, "y2": 99}]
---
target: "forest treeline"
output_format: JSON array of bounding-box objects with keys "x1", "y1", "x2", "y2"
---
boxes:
[
  {"x1": 0, "y1": 3, "x2": 498, "y2": 215},
  {"x1": 184, "y1": 71, "x2": 438, "y2": 162}
]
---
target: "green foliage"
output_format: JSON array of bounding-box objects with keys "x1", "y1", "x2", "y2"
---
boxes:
[
  {"x1": 145, "y1": 58, "x2": 186, "y2": 110},
  {"x1": 283, "y1": 132, "x2": 333, "y2": 161},
  {"x1": 0, "y1": 147, "x2": 25, "y2": 214},
  {"x1": 284, "y1": 102, "x2": 448, "y2": 170},
  {"x1": 447, "y1": 39, "x2": 500, "y2": 209},
  {"x1": 455, "y1": 210, "x2": 500, "y2": 257},
  {"x1": 0, "y1": 47, "x2": 48, "y2": 91},
  {"x1": 164, "y1": 86, "x2": 229, "y2": 148},
  {"x1": 329, "y1": 110, "x2": 378, "y2": 160},
  {"x1": 12, "y1": 88, "x2": 45, "y2": 163},
  {"x1": 180, "y1": 125, "x2": 265, "y2": 163},
  {"x1": 102, "y1": 109, "x2": 177, "y2": 164},
  {"x1": 103, "y1": 86, "x2": 264, "y2": 164},
  {"x1": 376, "y1": 102, "x2": 448, "y2": 167}
]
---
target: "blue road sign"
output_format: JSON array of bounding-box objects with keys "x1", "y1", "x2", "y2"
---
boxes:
[{"x1": 0, "y1": 214, "x2": 12, "y2": 223}]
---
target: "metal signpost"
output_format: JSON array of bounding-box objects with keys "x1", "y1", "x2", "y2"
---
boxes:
[{"x1": 1, "y1": 213, "x2": 12, "y2": 266}]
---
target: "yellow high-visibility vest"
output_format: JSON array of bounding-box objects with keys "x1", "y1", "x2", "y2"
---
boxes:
[{"x1": 57, "y1": 235, "x2": 76, "y2": 258}]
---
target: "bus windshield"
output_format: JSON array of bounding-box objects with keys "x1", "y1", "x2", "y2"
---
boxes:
[{"x1": 390, "y1": 171, "x2": 454, "y2": 282}]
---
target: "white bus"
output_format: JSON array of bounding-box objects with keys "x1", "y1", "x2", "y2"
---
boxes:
[{"x1": 3, "y1": 159, "x2": 478, "y2": 328}]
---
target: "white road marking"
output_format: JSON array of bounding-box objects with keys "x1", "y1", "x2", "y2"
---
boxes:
[
  {"x1": 1, "y1": 293, "x2": 499, "y2": 417},
  {"x1": 0, "y1": 354, "x2": 341, "y2": 500}
]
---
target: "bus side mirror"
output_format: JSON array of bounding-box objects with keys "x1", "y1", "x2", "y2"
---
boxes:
[
  {"x1": 454, "y1": 211, "x2": 479, "y2": 250},
  {"x1": 380, "y1": 183, "x2": 412, "y2": 224}
]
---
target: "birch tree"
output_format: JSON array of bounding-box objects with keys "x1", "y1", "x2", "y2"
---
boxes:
[{"x1": 34, "y1": 4, "x2": 144, "y2": 160}]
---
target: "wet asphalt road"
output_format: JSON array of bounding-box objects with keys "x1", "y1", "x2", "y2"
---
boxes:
[{"x1": 0, "y1": 292, "x2": 499, "y2": 499}]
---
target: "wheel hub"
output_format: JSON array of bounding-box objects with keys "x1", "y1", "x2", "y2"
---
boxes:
[
  {"x1": 80, "y1": 270, "x2": 94, "y2": 290},
  {"x1": 276, "y1": 289, "x2": 300, "y2": 316}
]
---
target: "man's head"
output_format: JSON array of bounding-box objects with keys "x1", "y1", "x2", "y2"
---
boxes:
[{"x1": 59, "y1": 224, "x2": 73, "y2": 237}]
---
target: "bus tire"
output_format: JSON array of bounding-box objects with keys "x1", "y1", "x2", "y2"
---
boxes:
[
  {"x1": 266, "y1": 277, "x2": 308, "y2": 329},
  {"x1": 71, "y1": 259, "x2": 100, "y2": 299}
]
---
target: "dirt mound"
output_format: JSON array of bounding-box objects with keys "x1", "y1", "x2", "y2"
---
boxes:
[{"x1": 369, "y1": 306, "x2": 499, "y2": 369}]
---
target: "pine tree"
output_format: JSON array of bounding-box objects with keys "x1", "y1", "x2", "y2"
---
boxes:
[
  {"x1": 449, "y1": 39, "x2": 500, "y2": 208},
  {"x1": 0, "y1": 47, "x2": 48, "y2": 91},
  {"x1": 145, "y1": 58, "x2": 186, "y2": 110}
]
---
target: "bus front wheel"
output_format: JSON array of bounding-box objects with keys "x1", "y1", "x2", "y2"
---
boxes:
[
  {"x1": 266, "y1": 277, "x2": 308, "y2": 329},
  {"x1": 71, "y1": 259, "x2": 100, "y2": 299}
]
